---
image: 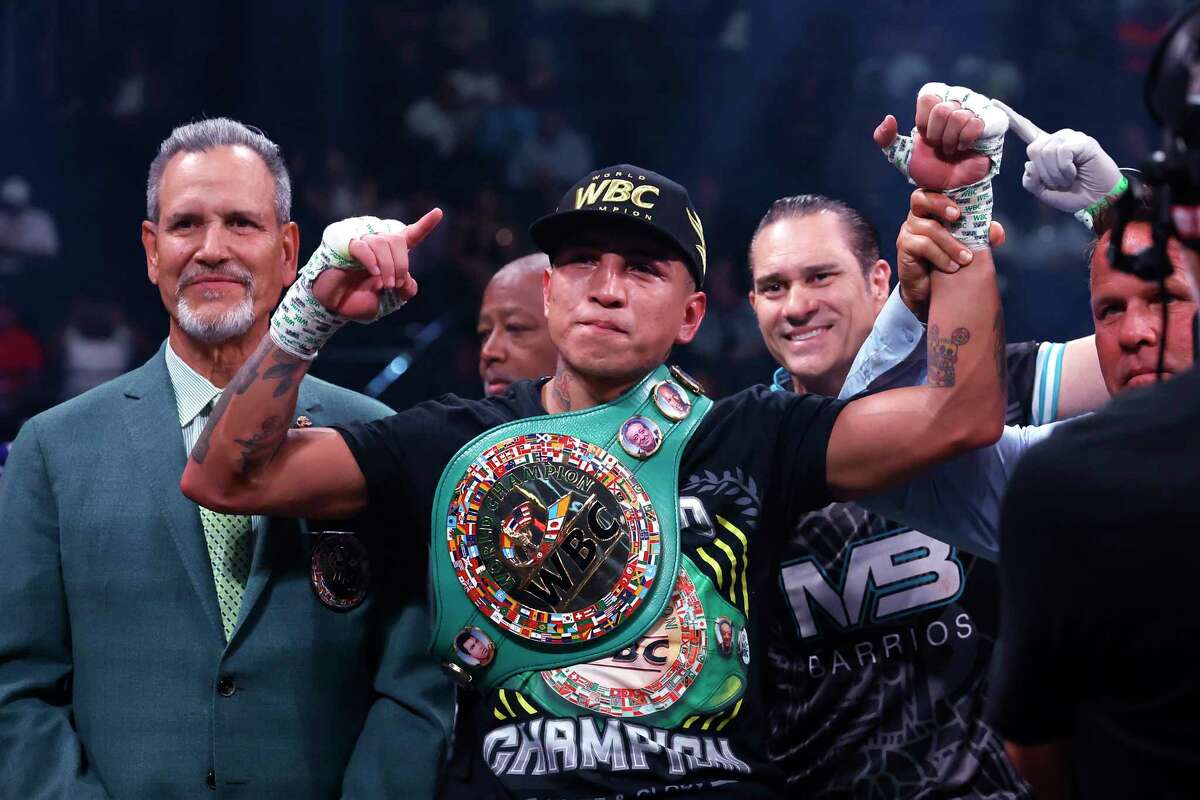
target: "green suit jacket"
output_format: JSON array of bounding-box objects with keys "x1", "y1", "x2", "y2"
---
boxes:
[{"x1": 0, "y1": 344, "x2": 453, "y2": 799}]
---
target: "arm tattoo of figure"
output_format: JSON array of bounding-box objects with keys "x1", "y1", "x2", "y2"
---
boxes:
[
  {"x1": 993, "y1": 308, "x2": 1007, "y2": 385},
  {"x1": 190, "y1": 344, "x2": 270, "y2": 464},
  {"x1": 928, "y1": 324, "x2": 971, "y2": 388},
  {"x1": 233, "y1": 415, "x2": 287, "y2": 477}
]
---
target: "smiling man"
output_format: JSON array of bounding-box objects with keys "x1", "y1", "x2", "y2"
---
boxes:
[
  {"x1": 749, "y1": 196, "x2": 892, "y2": 397},
  {"x1": 182, "y1": 147, "x2": 1007, "y2": 798},
  {"x1": 145, "y1": 138, "x2": 295, "y2": 364},
  {"x1": 746, "y1": 192, "x2": 1046, "y2": 797},
  {"x1": 0, "y1": 118, "x2": 450, "y2": 798}
]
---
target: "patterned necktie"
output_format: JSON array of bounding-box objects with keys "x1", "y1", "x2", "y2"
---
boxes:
[{"x1": 199, "y1": 504, "x2": 252, "y2": 641}]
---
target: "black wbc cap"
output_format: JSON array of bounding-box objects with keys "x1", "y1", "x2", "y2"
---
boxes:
[{"x1": 529, "y1": 164, "x2": 707, "y2": 288}]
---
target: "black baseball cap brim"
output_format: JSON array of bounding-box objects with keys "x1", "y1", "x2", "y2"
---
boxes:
[{"x1": 530, "y1": 209, "x2": 701, "y2": 287}]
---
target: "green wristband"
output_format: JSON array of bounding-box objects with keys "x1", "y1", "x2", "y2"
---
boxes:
[{"x1": 1075, "y1": 174, "x2": 1130, "y2": 231}]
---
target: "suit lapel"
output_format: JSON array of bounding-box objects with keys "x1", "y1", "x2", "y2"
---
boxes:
[
  {"x1": 231, "y1": 382, "x2": 326, "y2": 641},
  {"x1": 120, "y1": 346, "x2": 225, "y2": 643}
]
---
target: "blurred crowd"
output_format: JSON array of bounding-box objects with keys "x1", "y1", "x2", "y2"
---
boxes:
[{"x1": 0, "y1": 0, "x2": 1187, "y2": 437}]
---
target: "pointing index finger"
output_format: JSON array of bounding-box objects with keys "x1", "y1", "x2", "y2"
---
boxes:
[
  {"x1": 405, "y1": 208, "x2": 444, "y2": 248},
  {"x1": 993, "y1": 99, "x2": 1044, "y2": 144}
]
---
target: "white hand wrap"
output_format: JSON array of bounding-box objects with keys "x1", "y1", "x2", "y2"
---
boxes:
[
  {"x1": 270, "y1": 216, "x2": 407, "y2": 361},
  {"x1": 882, "y1": 82, "x2": 1009, "y2": 250}
]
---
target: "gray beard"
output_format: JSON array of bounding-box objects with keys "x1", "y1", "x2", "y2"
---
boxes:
[{"x1": 175, "y1": 292, "x2": 256, "y2": 344}]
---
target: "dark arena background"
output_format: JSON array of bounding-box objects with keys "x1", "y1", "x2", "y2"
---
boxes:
[{"x1": 0, "y1": 0, "x2": 1172, "y2": 433}]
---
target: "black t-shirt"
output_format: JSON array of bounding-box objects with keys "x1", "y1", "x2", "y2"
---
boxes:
[
  {"x1": 336, "y1": 379, "x2": 844, "y2": 799},
  {"x1": 992, "y1": 364, "x2": 1200, "y2": 799},
  {"x1": 763, "y1": 343, "x2": 1042, "y2": 797}
]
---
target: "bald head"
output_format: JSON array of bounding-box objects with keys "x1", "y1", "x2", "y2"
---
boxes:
[
  {"x1": 478, "y1": 253, "x2": 558, "y2": 396},
  {"x1": 496, "y1": 253, "x2": 552, "y2": 283}
]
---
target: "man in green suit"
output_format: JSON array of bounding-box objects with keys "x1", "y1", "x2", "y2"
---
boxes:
[{"x1": 0, "y1": 118, "x2": 452, "y2": 798}]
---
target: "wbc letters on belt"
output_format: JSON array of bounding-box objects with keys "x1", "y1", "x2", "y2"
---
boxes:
[
  {"x1": 480, "y1": 462, "x2": 628, "y2": 609},
  {"x1": 429, "y1": 365, "x2": 712, "y2": 691},
  {"x1": 447, "y1": 432, "x2": 662, "y2": 646}
]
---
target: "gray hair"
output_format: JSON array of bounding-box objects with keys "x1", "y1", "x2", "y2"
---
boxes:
[{"x1": 146, "y1": 117, "x2": 292, "y2": 223}]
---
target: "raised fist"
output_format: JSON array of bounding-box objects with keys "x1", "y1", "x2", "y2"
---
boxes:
[{"x1": 875, "y1": 82, "x2": 1008, "y2": 191}]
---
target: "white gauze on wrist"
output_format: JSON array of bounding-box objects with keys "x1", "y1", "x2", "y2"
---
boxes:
[
  {"x1": 269, "y1": 216, "x2": 407, "y2": 361},
  {"x1": 881, "y1": 82, "x2": 1009, "y2": 250}
]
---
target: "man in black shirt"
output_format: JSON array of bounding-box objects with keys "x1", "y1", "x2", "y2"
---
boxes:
[
  {"x1": 749, "y1": 192, "x2": 1043, "y2": 797},
  {"x1": 996, "y1": 365, "x2": 1200, "y2": 799},
  {"x1": 182, "y1": 94, "x2": 1008, "y2": 798},
  {"x1": 993, "y1": 7, "x2": 1200, "y2": 797}
]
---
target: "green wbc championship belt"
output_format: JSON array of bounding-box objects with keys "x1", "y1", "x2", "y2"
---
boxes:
[{"x1": 430, "y1": 364, "x2": 712, "y2": 692}]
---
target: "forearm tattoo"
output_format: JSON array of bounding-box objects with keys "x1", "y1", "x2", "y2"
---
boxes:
[
  {"x1": 233, "y1": 415, "x2": 287, "y2": 477},
  {"x1": 928, "y1": 324, "x2": 971, "y2": 388},
  {"x1": 264, "y1": 358, "x2": 303, "y2": 398},
  {"x1": 190, "y1": 340, "x2": 304, "y2": 467},
  {"x1": 191, "y1": 344, "x2": 269, "y2": 464}
]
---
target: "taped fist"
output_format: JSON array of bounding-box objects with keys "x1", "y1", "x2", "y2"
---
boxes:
[
  {"x1": 875, "y1": 82, "x2": 1008, "y2": 251},
  {"x1": 874, "y1": 82, "x2": 1008, "y2": 191}
]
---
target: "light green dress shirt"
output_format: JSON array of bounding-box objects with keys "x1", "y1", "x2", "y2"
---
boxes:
[{"x1": 164, "y1": 341, "x2": 264, "y2": 540}]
